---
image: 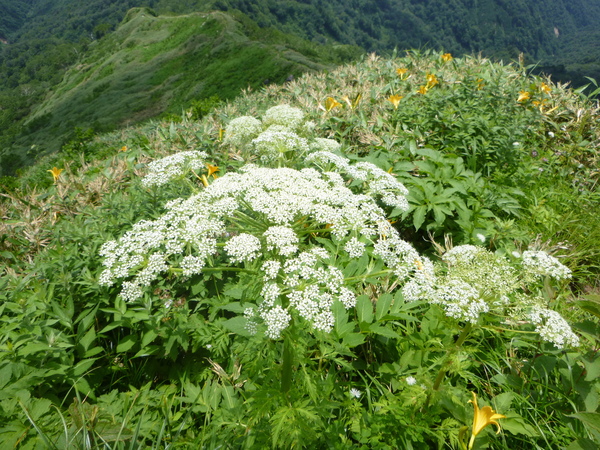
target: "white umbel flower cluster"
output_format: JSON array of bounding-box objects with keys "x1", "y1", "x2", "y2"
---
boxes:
[
  {"x1": 251, "y1": 127, "x2": 310, "y2": 163},
  {"x1": 529, "y1": 307, "x2": 580, "y2": 348},
  {"x1": 522, "y1": 250, "x2": 572, "y2": 280},
  {"x1": 223, "y1": 116, "x2": 262, "y2": 146},
  {"x1": 142, "y1": 151, "x2": 208, "y2": 187},
  {"x1": 307, "y1": 151, "x2": 410, "y2": 211},
  {"x1": 432, "y1": 245, "x2": 579, "y2": 347},
  {"x1": 100, "y1": 164, "x2": 424, "y2": 339}
]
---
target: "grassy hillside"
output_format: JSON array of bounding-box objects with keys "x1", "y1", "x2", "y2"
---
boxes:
[
  {"x1": 0, "y1": 7, "x2": 359, "y2": 175},
  {"x1": 1, "y1": 51, "x2": 599, "y2": 448}
]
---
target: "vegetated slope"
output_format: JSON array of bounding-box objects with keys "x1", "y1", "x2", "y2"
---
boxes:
[
  {"x1": 2, "y1": 8, "x2": 357, "y2": 174},
  {"x1": 193, "y1": 0, "x2": 600, "y2": 60},
  {"x1": 0, "y1": 1, "x2": 28, "y2": 40},
  {"x1": 0, "y1": 51, "x2": 599, "y2": 448}
]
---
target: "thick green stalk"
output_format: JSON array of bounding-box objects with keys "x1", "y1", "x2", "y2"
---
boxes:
[
  {"x1": 432, "y1": 322, "x2": 473, "y2": 391},
  {"x1": 281, "y1": 338, "x2": 293, "y2": 395}
]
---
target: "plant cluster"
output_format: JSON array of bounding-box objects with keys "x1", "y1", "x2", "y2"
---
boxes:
[{"x1": 0, "y1": 52, "x2": 599, "y2": 449}]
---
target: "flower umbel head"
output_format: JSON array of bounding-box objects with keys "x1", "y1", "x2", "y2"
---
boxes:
[{"x1": 468, "y1": 392, "x2": 506, "y2": 449}]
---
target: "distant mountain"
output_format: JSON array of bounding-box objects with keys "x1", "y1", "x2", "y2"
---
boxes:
[
  {"x1": 2, "y1": 0, "x2": 600, "y2": 175},
  {"x1": 0, "y1": 7, "x2": 357, "y2": 174}
]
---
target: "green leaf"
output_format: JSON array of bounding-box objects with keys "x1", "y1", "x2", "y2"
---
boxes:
[
  {"x1": 500, "y1": 413, "x2": 540, "y2": 437},
  {"x1": 568, "y1": 412, "x2": 600, "y2": 435},
  {"x1": 375, "y1": 293, "x2": 393, "y2": 321},
  {"x1": 356, "y1": 295, "x2": 373, "y2": 324},
  {"x1": 78, "y1": 327, "x2": 96, "y2": 354},
  {"x1": 222, "y1": 316, "x2": 252, "y2": 336},
  {"x1": 343, "y1": 333, "x2": 366, "y2": 348},
  {"x1": 369, "y1": 324, "x2": 399, "y2": 339},
  {"x1": 141, "y1": 329, "x2": 158, "y2": 348},
  {"x1": 72, "y1": 358, "x2": 97, "y2": 377},
  {"x1": 116, "y1": 335, "x2": 137, "y2": 353},
  {"x1": 413, "y1": 205, "x2": 426, "y2": 230},
  {"x1": 223, "y1": 287, "x2": 244, "y2": 300},
  {"x1": 576, "y1": 300, "x2": 600, "y2": 320},
  {"x1": 566, "y1": 438, "x2": 599, "y2": 450}
]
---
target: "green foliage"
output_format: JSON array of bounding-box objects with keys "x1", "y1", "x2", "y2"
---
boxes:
[{"x1": 1, "y1": 52, "x2": 599, "y2": 449}]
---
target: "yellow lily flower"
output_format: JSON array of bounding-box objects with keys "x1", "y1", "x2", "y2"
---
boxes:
[
  {"x1": 441, "y1": 53, "x2": 453, "y2": 62},
  {"x1": 426, "y1": 73, "x2": 439, "y2": 88},
  {"x1": 342, "y1": 93, "x2": 362, "y2": 110},
  {"x1": 387, "y1": 94, "x2": 403, "y2": 109},
  {"x1": 517, "y1": 91, "x2": 531, "y2": 102},
  {"x1": 206, "y1": 163, "x2": 219, "y2": 178},
  {"x1": 417, "y1": 85, "x2": 429, "y2": 95},
  {"x1": 540, "y1": 82, "x2": 551, "y2": 94},
  {"x1": 468, "y1": 392, "x2": 506, "y2": 449},
  {"x1": 396, "y1": 68, "x2": 408, "y2": 78},
  {"x1": 48, "y1": 167, "x2": 63, "y2": 183},
  {"x1": 325, "y1": 97, "x2": 342, "y2": 112},
  {"x1": 119, "y1": 145, "x2": 128, "y2": 152}
]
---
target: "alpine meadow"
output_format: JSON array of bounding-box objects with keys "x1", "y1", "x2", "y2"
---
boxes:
[{"x1": 1, "y1": 1, "x2": 600, "y2": 450}]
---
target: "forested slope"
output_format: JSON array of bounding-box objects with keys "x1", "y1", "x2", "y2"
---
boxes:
[{"x1": 2, "y1": 0, "x2": 600, "y2": 176}]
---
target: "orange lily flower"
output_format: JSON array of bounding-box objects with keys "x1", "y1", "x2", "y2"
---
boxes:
[
  {"x1": 540, "y1": 82, "x2": 551, "y2": 94},
  {"x1": 426, "y1": 73, "x2": 439, "y2": 88}
]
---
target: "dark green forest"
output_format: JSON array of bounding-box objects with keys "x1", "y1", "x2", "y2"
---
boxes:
[{"x1": 1, "y1": 0, "x2": 600, "y2": 176}]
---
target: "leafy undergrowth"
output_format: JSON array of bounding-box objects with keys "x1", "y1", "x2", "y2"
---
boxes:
[{"x1": 1, "y1": 51, "x2": 599, "y2": 449}]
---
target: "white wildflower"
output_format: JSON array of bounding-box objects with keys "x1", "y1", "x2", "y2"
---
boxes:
[
  {"x1": 406, "y1": 376, "x2": 417, "y2": 386},
  {"x1": 261, "y1": 305, "x2": 291, "y2": 339},
  {"x1": 224, "y1": 116, "x2": 262, "y2": 146},
  {"x1": 529, "y1": 307, "x2": 579, "y2": 348},
  {"x1": 262, "y1": 104, "x2": 305, "y2": 130},
  {"x1": 349, "y1": 388, "x2": 362, "y2": 399},
  {"x1": 264, "y1": 226, "x2": 299, "y2": 256},
  {"x1": 251, "y1": 128, "x2": 310, "y2": 162},
  {"x1": 522, "y1": 250, "x2": 571, "y2": 280},
  {"x1": 142, "y1": 151, "x2": 208, "y2": 187},
  {"x1": 225, "y1": 233, "x2": 261, "y2": 263},
  {"x1": 344, "y1": 237, "x2": 366, "y2": 258},
  {"x1": 262, "y1": 260, "x2": 282, "y2": 281}
]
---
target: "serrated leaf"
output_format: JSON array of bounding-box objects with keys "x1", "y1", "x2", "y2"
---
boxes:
[
  {"x1": 369, "y1": 324, "x2": 399, "y2": 339},
  {"x1": 343, "y1": 333, "x2": 366, "y2": 348},
  {"x1": 222, "y1": 316, "x2": 252, "y2": 336},
  {"x1": 375, "y1": 293, "x2": 393, "y2": 321},
  {"x1": 356, "y1": 295, "x2": 373, "y2": 324},
  {"x1": 413, "y1": 206, "x2": 426, "y2": 230}
]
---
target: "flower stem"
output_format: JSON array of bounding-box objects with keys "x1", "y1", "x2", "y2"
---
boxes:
[
  {"x1": 281, "y1": 338, "x2": 293, "y2": 395},
  {"x1": 432, "y1": 322, "x2": 473, "y2": 391}
]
